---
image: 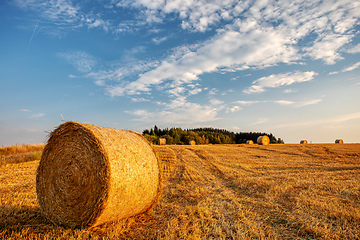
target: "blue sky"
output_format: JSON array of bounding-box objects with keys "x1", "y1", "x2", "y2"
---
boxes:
[{"x1": 1, "y1": 0, "x2": 360, "y2": 146}]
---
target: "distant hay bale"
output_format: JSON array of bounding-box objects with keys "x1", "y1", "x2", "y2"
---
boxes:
[
  {"x1": 300, "y1": 140, "x2": 308, "y2": 144},
  {"x1": 257, "y1": 136, "x2": 270, "y2": 145},
  {"x1": 158, "y1": 138, "x2": 166, "y2": 145},
  {"x1": 335, "y1": 139, "x2": 343, "y2": 144},
  {"x1": 246, "y1": 140, "x2": 254, "y2": 144},
  {"x1": 189, "y1": 140, "x2": 196, "y2": 145},
  {"x1": 36, "y1": 121, "x2": 161, "y2": 228}
]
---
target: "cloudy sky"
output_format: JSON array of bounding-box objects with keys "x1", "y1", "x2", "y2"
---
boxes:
[{"x1": 1, "y1": 0, "x2": 360, "y2": 145}]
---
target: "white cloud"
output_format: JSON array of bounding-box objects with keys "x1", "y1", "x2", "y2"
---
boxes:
[
  {"x1": 283, "y1": 89, "x2": 297, "y2": 93},
  {"x1": 109, "y1": 28, "x2": 299, "y2": 96},
  {"x1": 303, "y1": 34, "x2": 351, "y2": 65},
  {"x1": 342, "y1": 62, "x2": 360, "y2": 72},
  {"x1": 227, "y1": 106, "x2": 242, "y2": 113},
  {"x1": 274, "y1": 99, "x2": 322, "y2": 107},
  {"x1": 86, "y1": 18, "x2": 112, "y2": 32},
  {"x1": 29, "y1": 113, "x2": 46, "y2": 119},
  {"x1": 131, "y1": 97, "x2": 150, "y2": 102},
  {"x1": 271, "y1": 112, "x2": 360, "y2": 129},
  {"x1": 275, "y1": 100, "x2": 294, "y2": 105},
  {"x1": 250, "y1": 118, "x2": 269, "y2": 125},
  {"x1": 233, "y1": 100, "x2": 260, "y2": 106},
  {"x1": 188, "y1": 88, "x2": 202, "y2": 95},
  {"x1": 126, "y1": 98, "x2": 221, "y2": 124},
  {"x1": 20, "y1": 109, "x2": 31, "y2": 112},
  {"x1": 14, "y1": 0, "x2": 83, "y2": 37},
  {"x1": 244, "y1": 71, "x2": 317, "y2": 94},
  {"x1": 152, "y1": 36, "x2": 168, "y2": 45},
  {"x1": 58, "y1": 51, "x2": 97, "y2": 72},
  {"x1": 347, "y1": 44, "x2": 360, "y2": 54},
  {"x1": 209, "y1": 98, "x2": 224, "y2": 106},
  {"x1": 18, "y1": 0, "x2": 359, "y2": 99},
  {"x1": 296, "y1": 99, "x2": 322, "y2": 107}
]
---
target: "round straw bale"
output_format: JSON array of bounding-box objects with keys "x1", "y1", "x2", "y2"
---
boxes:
[
  {"x1": 189, "y1": 140, "x2": 196, "y2": 145},
  {"x1": 300, "y1": 140, "x2": 308, "y2": 144},
  {"x1": 246, "y1": 140, "x2": 254, "y2": 144},
  {"x1": 36, "y1": 121, "x2": 161, "y2": 228},
  {"x1": 158, "y1": 138, "x2": 166, "y2": 145},
  {"x1": 335, "y1": 139, "x2": 343, "y2": 144},
  {"x1": 257, "y1": 135, "x2": 270, "y2": 145}
]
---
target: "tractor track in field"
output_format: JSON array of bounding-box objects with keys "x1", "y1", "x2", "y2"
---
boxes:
[{"x1": 162, "y1": 146, "x2": 307, "y2": 239}]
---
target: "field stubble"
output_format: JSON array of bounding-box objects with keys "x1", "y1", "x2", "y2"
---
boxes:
[{"x1": 0, "y1": 144, "x2": 359, "y2": 239}]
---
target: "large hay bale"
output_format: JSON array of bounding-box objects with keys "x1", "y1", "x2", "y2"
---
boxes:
[
  {"x1": 246, "y1": 140, "x2": 254, "y2": 144},
  {"x1": 257, "y1": 136, "x2": 270, "y2": 145},
  {"x1": 189, "y1": 140, "x2": 196, "y2": 145},
  {"x1": 335, "y1": 139, "x2": 343, "y2": 144},
  {"x1": 158, "y1": 138, "x2": 166, "y2": 145},
  {"x1": 36, "y1": 121, "x2": 161, "y2": 228},
  {"x1": 300, "y1": 140, "x2": 308, "y2": 144}
]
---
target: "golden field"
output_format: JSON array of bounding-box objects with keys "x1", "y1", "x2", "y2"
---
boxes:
[{"x1": 1, "y1": 143, "x2": 359, "y2": 239}]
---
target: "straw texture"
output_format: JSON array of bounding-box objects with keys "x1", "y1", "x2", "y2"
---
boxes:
[
  {"x1": 36, "y1": 121, "x2": 161, "y2": 228},
  {"x1": 257, "y1": 136, "x2": 270, "y2": 145},
  {"x1": 246, "y1": 140, "x2": 254, "y2": 145}
]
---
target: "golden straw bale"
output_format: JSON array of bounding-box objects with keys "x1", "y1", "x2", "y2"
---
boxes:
[
  {"x1": 300, "y1": 140, "x2": 308, "y2": 144},
  {"x1": 246, "y1": 140, "x2": 254, "y2": 144},
  {"x1": 257, "y1": 136, "x2": 270, "y2": 145},
  {"x1": 36, "y1": 121, "x2": 161, "y2": 228},
  {"x1": 158, "y1": 138, "x2": 166, "y2": 145},
  {"x1": 189, "y1": 140, "x2": 196, "y2": 145},
  {"x1": 335, "y1": 139, "x2": 343, "y2": 144}
]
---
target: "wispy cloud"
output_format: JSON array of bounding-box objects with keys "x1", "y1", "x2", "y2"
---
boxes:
[
  {"x1": 342, "y1": 62, "x2": 360, "y2": 72},
  {"x1": 328, "y1": 61, "x2": 360, "y2": 75},
  {"x1": 20, "y1": 109, "x2": 47, "y2": 118},
  {"x1": 131, "y1": 97, "x2": 150, "y2": 102},
  {"x1": 17, "y1": 0, "x2": 359, "y2": 101},
  {"x1": 126, "y1": 97, "x2": 221, "y2": 124},
  {"x1": 271, "y1": 112, "x2": 360, "y2": 129},
  {"x1": 347, "y1": 43, "x2": 360, "y2": 54},
  {"x1": 283, "y1": 89, "x2": 297, "y2": 94},
  {"x1": 226, "y1": 106, "x2": 242, "y2": 113},
  {"x1": 152, "y1": 36, "x2": 168, "y2": 45},
  {"x1": 250, "y1": 118, "x2": 269, "y2": 126},
  {"x1": 244, "y1": 71, "x2": 317, "y2": 94},
  {"x1": 57, "y1": 51, "x2": 97, "y2": 72},
  {"x1": 275, "y1": 99, "x2": 322, "y2": 108},
  {"x1": 29, "y1": 113, "x2": 46, "y2": 119},
  {"x1": 233, "y1": 101, "x2": 260, "y2": 106},
  {"x1": 275, "y1": 100, "x2": 295, "y2": 105}
]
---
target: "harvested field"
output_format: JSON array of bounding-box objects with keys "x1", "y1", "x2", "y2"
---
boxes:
[{"x1": 1, "y1": 144, "x2": 360, "y2": 239}]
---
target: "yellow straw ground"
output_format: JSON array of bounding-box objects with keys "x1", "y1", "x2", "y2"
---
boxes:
[{"x1": 1, "y1": 143, "x2": 360, "y2": 239}]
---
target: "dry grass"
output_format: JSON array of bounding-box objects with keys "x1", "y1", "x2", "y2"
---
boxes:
[
  {"x1": 0, "y1": 144, "x2": 44, "y2": 166},
  {"x1": 1, "y1": 143, "x2": 360, "y2": 239}
]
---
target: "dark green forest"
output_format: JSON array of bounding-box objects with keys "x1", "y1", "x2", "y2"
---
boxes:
[{"x1": 142, "y1": 125, "x2": 284, "y2": 145}]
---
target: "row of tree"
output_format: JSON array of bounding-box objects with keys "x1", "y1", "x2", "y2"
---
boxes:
[{"x1": 142, "y1": 125, "x2": 284, "y2": 145}]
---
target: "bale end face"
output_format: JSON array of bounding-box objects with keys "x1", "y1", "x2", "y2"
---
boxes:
[
  {"x1": 257, "y1": 136, "x2": 270, "y2": 145},
  {"x1": 158, "y1": 138, "x2": 166, "y2": 145}
]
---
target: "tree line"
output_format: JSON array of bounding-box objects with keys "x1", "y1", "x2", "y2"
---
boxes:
[{"x1": 142, "y1": 125, "x2": 284, "y2": 145}]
